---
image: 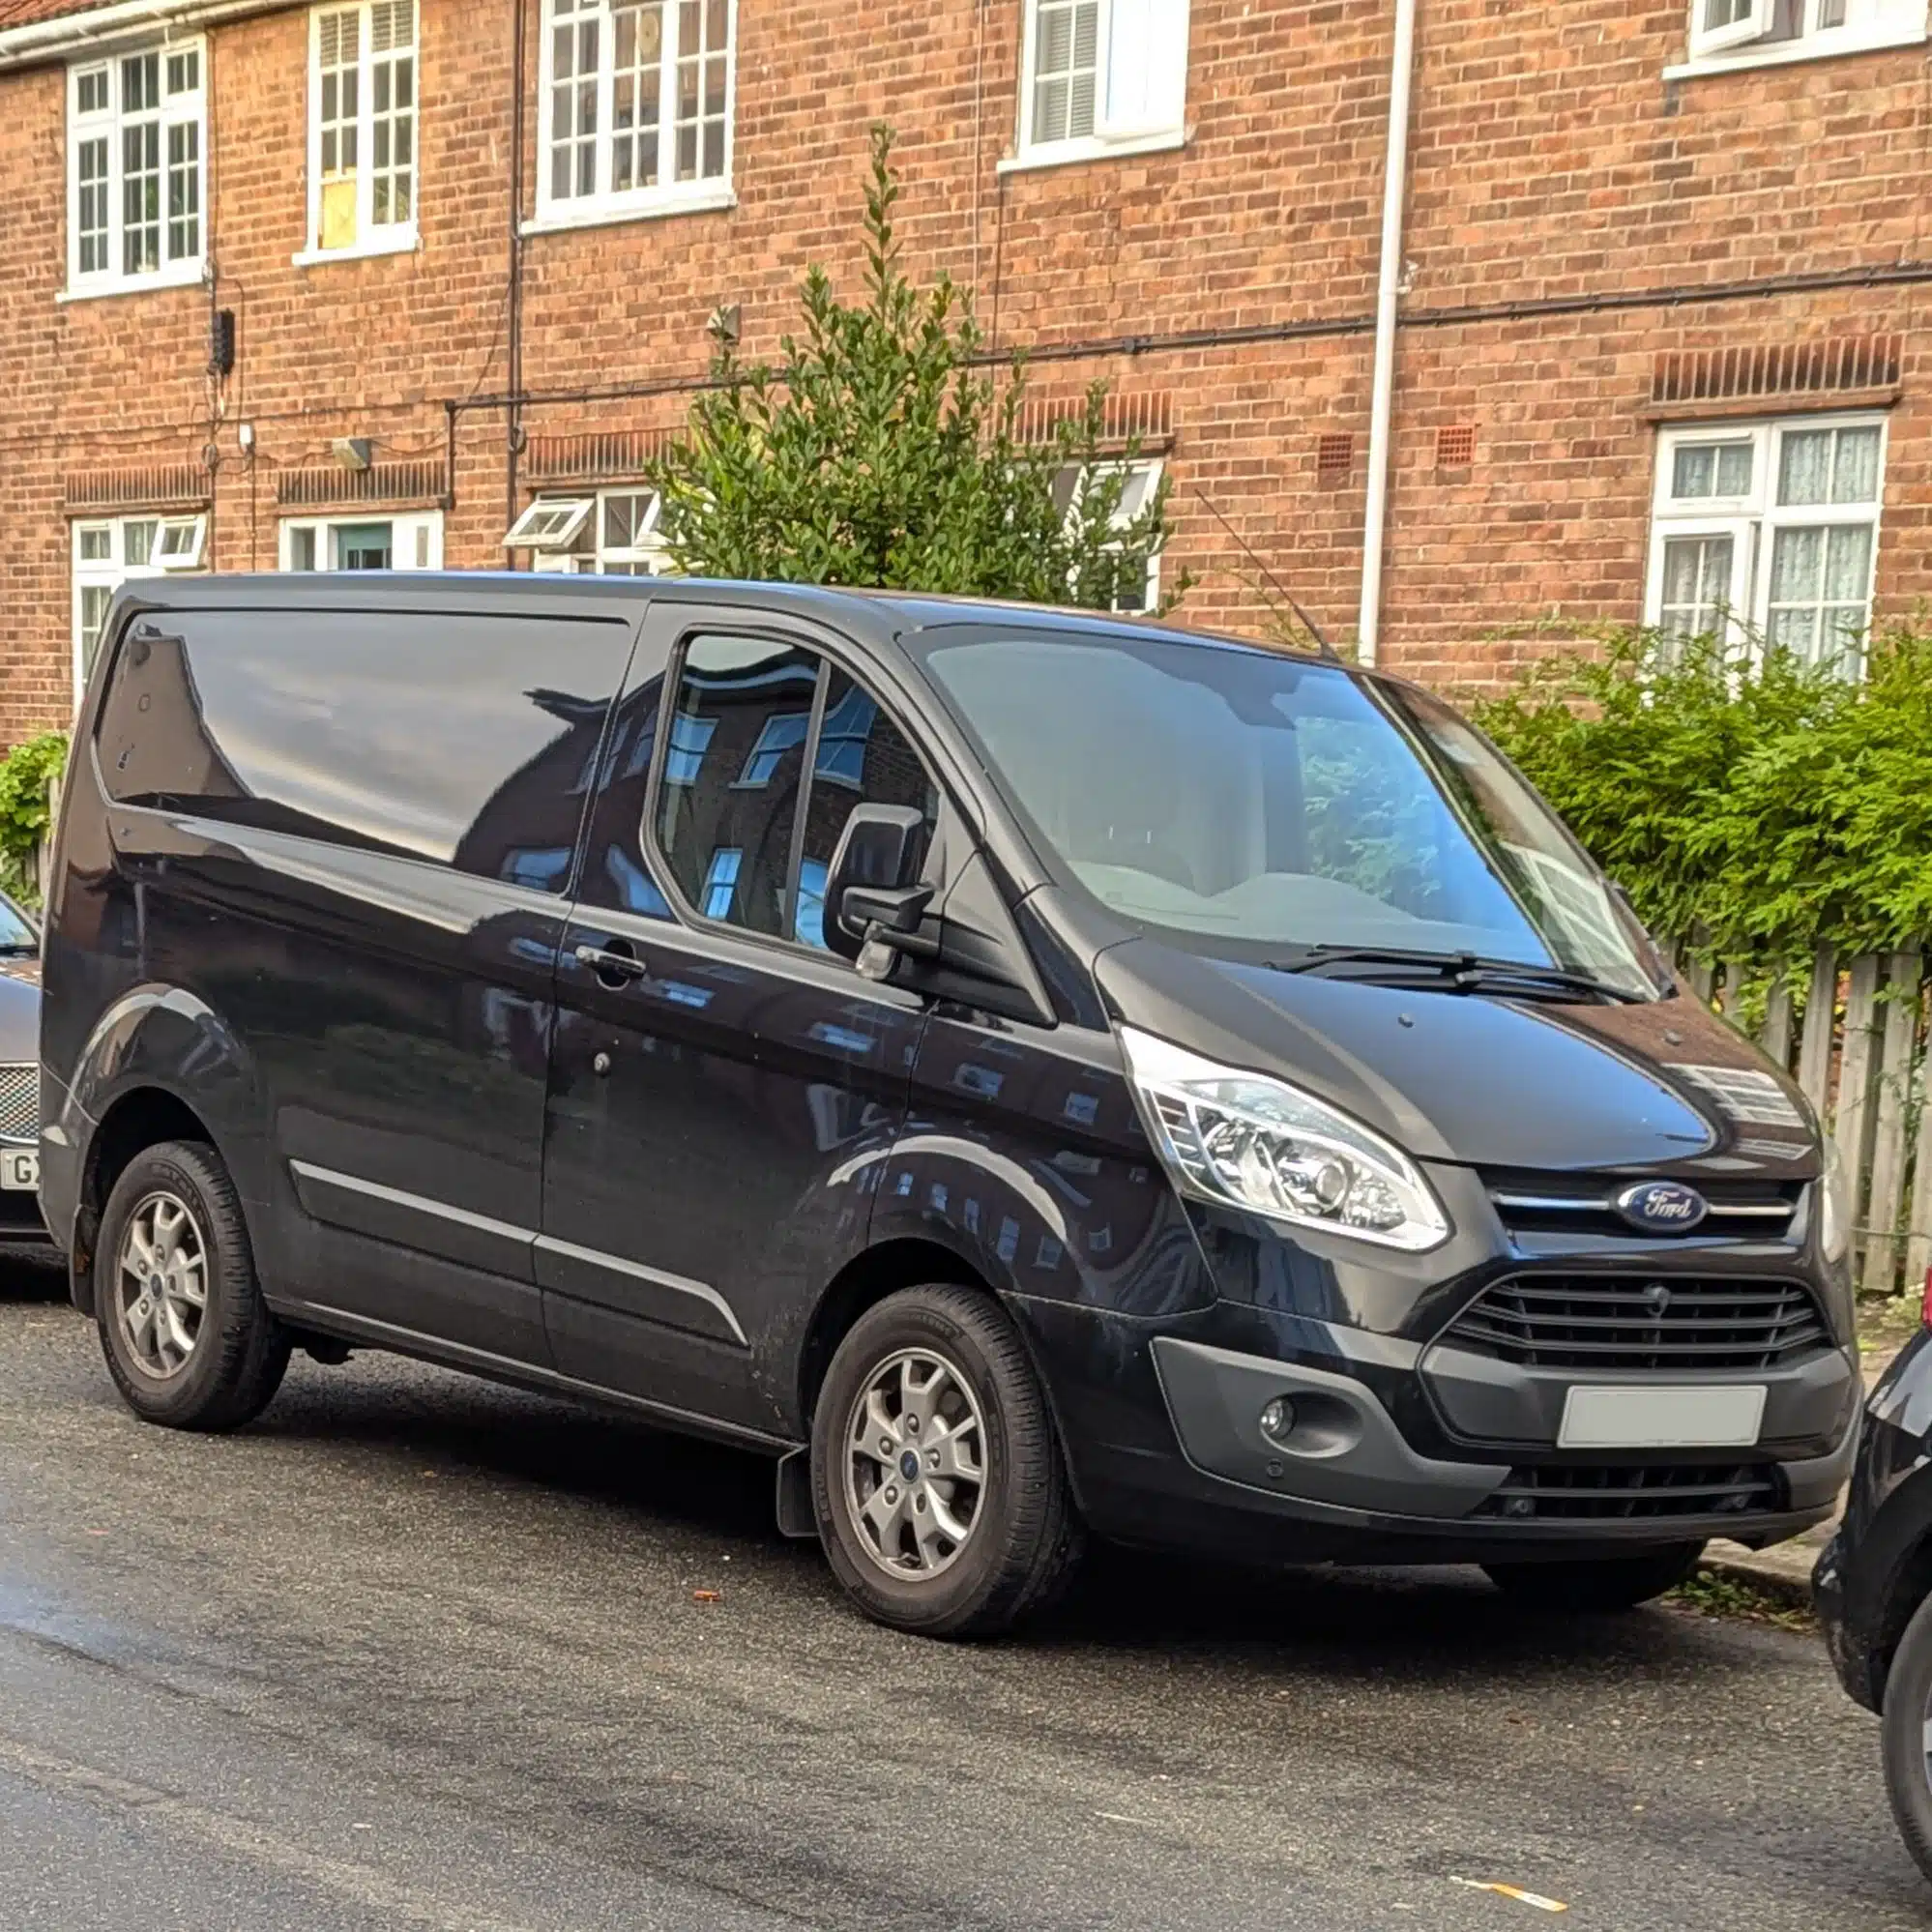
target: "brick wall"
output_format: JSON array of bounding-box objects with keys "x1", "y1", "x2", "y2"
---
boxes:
[{"x1": 1, "y1": 0, "x2": 1926, "y2": 745}]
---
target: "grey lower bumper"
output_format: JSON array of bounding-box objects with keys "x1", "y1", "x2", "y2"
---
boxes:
[
  {"x1": 1151, "y1": 1336, "x2": 1509, "y2": 1518},
  {"x1": 1151, "y1": 1332, "x2": 1858, "y2": 1528}
]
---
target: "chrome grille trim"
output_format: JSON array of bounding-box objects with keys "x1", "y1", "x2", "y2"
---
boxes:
[{"x1": 0, "y1": 1064, "x2": 36, "y2": 1143}]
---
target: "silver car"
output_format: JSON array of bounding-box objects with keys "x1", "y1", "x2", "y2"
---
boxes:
[{"x1": 0, "y1": 887, "x2": 44, "y2": 1243}]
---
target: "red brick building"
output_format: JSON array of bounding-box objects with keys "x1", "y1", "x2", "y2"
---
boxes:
[{"x1": 0, "y1": 0, "x2": 1925, "y2": 744}]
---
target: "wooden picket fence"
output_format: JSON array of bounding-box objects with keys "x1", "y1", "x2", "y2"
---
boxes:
[{"x1": 1672, "y1": 942, "x2": 1932, "y2": 1302}]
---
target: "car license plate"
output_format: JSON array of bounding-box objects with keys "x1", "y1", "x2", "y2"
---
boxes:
[
  {"x1": 1558, "y1": 1384, "x2": 1766, "y2": 1449},
  {"x1": 0, "y1": 1149, "x2": 37, "y2": 1192}
]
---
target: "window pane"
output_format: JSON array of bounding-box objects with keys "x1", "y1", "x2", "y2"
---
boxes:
[
  {"x1": 1831, "y1": 425, "x2": 1882, "y2": 505},
  {"x1": 654, "y1": 635, "x2": 820, "y2": 936},
  {"x1": 1777, "y1": 429, "x2": 1832, "y2": 507},
  {"x1": 1767, "y1": 524, "x2": 1871, "y2": 671},
  {"x1": 78, "y1": 525, "x2": 113, "y2": 562},
  {"x1": 96, "y1": 608, "x2": 633, "y2": 886},
  {"x1": 125, "y1": 521, "x2": 159, "y2": 566},
  {"x1": 1670, "y1": 440, "x2": 1752, "y2": 500},
  {"x1": 81, "y1": 585, "x2": 115, "y2": 677},
  {"x1": 334, "y1": 522, "x2": 394, "y2": 570},
  {"x1": 289, "y1": 527, "x2": 318, "y2": 571},
  {"x1": 1031, "y1": 0, "x2": 1099, "y2": 144},
  {"x1": 794, "y1": 668, "x2": 938, "y2": 950},
  {"x1": 1658, "y1": 535, "x2": 1734, "y2": 641}
]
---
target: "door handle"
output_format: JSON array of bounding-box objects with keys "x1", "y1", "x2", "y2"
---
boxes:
[{"x1": 574, "y1": 941, "x2": 650, "y2": 989}]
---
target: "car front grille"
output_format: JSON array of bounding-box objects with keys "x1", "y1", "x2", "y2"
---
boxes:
[
  {"x1": 1482, "y1": 1171, "x2": 1801, "y2": 1240},
  {"x1": 1442, "y1": 1273, "x2": 1830, "y2": 1373},
  {"x1": 1475, "y1": 1461, "x2": 1784, "y2": 1522},
  {"x1": 0, "y1": 1064, "x2": 35, "y2": 1142}
]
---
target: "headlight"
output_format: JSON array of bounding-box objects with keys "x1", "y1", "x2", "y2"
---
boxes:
[
  {"x1": 1119, "y1": 1027, "x2": 1449, "y2": 1252},
  {"x1": 1820, "y1": 1139, "x2": 1851, "y2": 1265}
]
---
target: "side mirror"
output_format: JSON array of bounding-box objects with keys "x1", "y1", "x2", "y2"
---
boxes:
[{"x1": 824, "y1": 804, "x2": 931, "y2": 964}]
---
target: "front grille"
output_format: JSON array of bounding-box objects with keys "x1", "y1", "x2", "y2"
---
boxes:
[
  {"x1": 0, "y1": 1064, "x2": 35, "y2": 1142},
  {"x1": 1484, "y1": 1171, "x2": 1801, "y2": 1240},
  {"x1": 1443, "y1": 1273, "x2": 1830, "y2": 1372},
  {"x1": 1476, "y1": 1462, "x2": 1783, "y2": 1522}
]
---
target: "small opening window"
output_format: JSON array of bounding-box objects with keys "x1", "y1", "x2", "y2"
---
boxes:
[
  {"x1": 152, "y1": 514, "x2": 207, "y2": 570},
  {"x1": 504, "y1": 497, "x2": 595, "y2": 550}
]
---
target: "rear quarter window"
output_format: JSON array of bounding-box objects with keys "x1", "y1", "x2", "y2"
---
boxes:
[{"x1": 95, "y1": 607, "x2": 634, "y2": 891}]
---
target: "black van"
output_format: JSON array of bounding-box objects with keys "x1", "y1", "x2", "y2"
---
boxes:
[{"x1": 40, "y1": 575, "x2": 1859, "y2": 1635}]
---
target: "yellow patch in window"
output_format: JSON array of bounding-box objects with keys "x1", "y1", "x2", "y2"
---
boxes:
[{"x1": 320, "y1": 174, "x2": 359, "y2": 250}]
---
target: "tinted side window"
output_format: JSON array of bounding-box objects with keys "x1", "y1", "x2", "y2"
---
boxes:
[
  {"x1": 96, "y1": 608, "x2": 633, "y2": 893},
  {"x1": 653, "y1": 634, "x2": 819, "y2": 937},
  {"x1": 795, "y1": 665, "x2": 939, "y2": 950}
]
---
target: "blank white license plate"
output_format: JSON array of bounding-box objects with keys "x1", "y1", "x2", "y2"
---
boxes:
[
  {"x1": 1, "y1": 1150, "x2": 37, "y2": 1192},
  {"x1": 1558, "y1": 1384, "x2": 1766, "y2": 1449}
]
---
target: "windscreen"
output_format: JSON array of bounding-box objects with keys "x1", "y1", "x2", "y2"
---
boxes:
[
  {"x1": 0, "y1": 895, "x2": 33, "y2": 952},
  {"x1": 914, "y1": 628, "x2": 1660, "y2": 998}
]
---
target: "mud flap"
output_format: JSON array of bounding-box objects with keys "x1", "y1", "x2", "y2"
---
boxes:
[{"x1": 775, "y1": 1448, "x2": 817, "y2": 1539}]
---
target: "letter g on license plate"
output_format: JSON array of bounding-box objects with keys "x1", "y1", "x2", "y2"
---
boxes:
[{"x1": 1, "y1": 1149, "x2": 39, "y2": 1191}]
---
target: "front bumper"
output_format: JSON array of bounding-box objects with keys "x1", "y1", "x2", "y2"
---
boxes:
[{"x1": 1016, "y1": 1298, "x2": 1859, "y2": 1566}]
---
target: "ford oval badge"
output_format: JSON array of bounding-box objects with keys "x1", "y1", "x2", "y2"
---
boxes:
[{"x1": 1615, "y1": 1180, "x2": 1708, "y2": 1234}]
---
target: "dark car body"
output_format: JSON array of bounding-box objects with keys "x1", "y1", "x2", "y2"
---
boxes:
[
  {"x1": 38, "y1": 574, "x2": 1859, "y2": 1570},
  {"x1": 1818, "y1": 1331, "x2": 1932, "y2": 1709}
]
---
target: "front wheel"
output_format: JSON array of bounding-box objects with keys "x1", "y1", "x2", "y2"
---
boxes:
[
  {"x1": 810, "y1": 1285, "x2": 1084, "y2": 1637},
  {"x1": 1483, "y1": 1542, "x2": 1704, "y2": 1613},
  {"x1": 1881, "y1": 1592, "x2": 1932, "y2": 1886},
  {"x1": 95, "y1": 1139, "x2": 290, "y2": 1431}
]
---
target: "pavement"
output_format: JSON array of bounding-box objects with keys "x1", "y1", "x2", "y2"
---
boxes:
[{"x1": 2, "y1": 1248, "x2": 1929, "y2": 1931}]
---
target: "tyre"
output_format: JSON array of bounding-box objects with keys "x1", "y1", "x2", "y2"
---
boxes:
[
  {"x1": 810, "y1": 1284, "x2": 1084, "y2": 1637},
  {"x1": 1882, "y1": 1592, "x2": 1932, "y2": 1886},
  {"x1": 1482, "y1": 1541, "x2": 1704, "y2": 1613},
  {"x1": 95, "y1": 1139, "x2": 290, "y2": 1431}
]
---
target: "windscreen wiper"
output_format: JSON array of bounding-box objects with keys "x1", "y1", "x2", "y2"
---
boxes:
[{"x1": 1270, "y1": 945, "x2": 1646, "y2": 1004}]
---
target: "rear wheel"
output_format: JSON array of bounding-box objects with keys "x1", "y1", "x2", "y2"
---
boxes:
[
  {"x1": 1881, "y1": 1592, "x2": 1932, "y2": 1886},
  {"x1": 811, "y1": 1285, "x2": 1083, "y2": 1637},
  {"x1": 1483, "y1": 1542, "x2": 1704, "y2": 1613},
  {"x1": 95, "y1": 1140, "x2": 289, "y2": 1431}
]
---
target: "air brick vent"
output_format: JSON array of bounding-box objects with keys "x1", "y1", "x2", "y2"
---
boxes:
[
  {"x1": 275, "y1": 460, "x2": 449, "y2": 507},
  {"x1": 1652, "y1": 334, "x2": 1903, "y2": 405},
  {"x1": 525, "y1": 428, "x2": 679, "y2": 483},
  {"x1": 1435, "y1": 424, "x2": 1476, "y2": 470},
  {"x1": 64, "y1": 464, "x2": 212, "y2": 512},
  {"x1": 1316, "y1": 431, "x2": 1354, "y2": 483}
]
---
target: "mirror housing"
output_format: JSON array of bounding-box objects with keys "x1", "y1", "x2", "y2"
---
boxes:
[{"x1": 824, "y1": 804, "x2": 930, "y2": 963}]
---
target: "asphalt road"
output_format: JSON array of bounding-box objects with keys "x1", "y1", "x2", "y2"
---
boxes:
[{"x1": 1, "y1": 1251, "x2": 1925, "y2": 1932}]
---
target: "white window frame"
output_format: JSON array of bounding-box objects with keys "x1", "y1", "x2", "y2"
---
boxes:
[
  {"x1": 505, "y1": 497, "x2": 595, "y2": 551},
  {"x1": 278, "y1": 511, "x2": 444, "y2": 571},
  {"x1": 1008, "y1": 0, "x2": 1190, "y2": 173},
  {"x1": 521, "y1": 488, "x2": 671, "y2": 574},
  {"x1": 72, "y1": 512, "x2": 208, "y2": 697},
  {"x1": 64, "y1": 37, "x2": 208, "y2": 301},
  {"x1": 1674, "y1": 0, "x2": 1926, "y2": 73},
  {"x1": 296, "y1": 1, "x2": 422, "y2": 267},
  {"x1": 1055, "y1": 457, "x2": 1165, "y2": 613},
  {"x1": 1645, "y1": 413, "x2": 1888, "y2": 673},
  {"x1": 527, "y1": 0, "x2": 738, "y2": 235}
]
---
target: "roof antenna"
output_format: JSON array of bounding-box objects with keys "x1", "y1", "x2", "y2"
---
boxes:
[{"x1": 1190, "y1": 486, "x2": 1341, "y2": 661}]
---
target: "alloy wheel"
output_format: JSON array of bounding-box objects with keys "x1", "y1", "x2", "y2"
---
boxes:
[
  {"x1": 842, "y1": 1348, "x2": 987, "y2": 1580},
  {"x1": 115, "y1": 1190, "x2": 209, "y2": 1381}
]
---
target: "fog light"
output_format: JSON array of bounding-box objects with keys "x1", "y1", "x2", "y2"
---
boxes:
[{"x1": 1259, "y1": 1396, "x2": 1297, "y2": 1446}]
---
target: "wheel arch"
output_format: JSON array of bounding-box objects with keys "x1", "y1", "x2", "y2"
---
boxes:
[
  {"x1": 70, "y1": 1086, "x2": 220, "y2": 1318},
  {"x1": 795, "y1": 1236, "x2": 990, "y2": 1430}
]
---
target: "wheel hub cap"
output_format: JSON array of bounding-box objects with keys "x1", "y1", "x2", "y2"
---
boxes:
[
  {"x1": 115, "y1": 1190, "x2": 209, "y2": 1383},
  {"x1": 843, "y1": 1347, "x2": 987, "y2": 1581}
]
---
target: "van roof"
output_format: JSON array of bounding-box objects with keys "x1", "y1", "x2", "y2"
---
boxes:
[{"x1": 120, "y1": 572, "x2": 1382, "y2": 683}]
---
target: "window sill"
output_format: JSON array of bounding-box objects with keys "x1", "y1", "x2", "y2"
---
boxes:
[
  {"x1": 996, "y1": 128, "x2": 1188, "y2": 175},
  {"x1": 58, "y1": 260, "x2": 207, "y2": 304},
  {"x1": 291, "y1": 226, "x2": 420, "y2": 269},
  {"x1": 1664, "y1": 25, "x2": 1927, "y2": 78},
  {"x1": 521, "y1": 183, "x2": 737, "y2": 237}
]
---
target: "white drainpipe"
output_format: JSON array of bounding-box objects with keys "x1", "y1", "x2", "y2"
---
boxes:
[{"x1": 1357, "y1": 0, "x2": 1420, "y2": 668}]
